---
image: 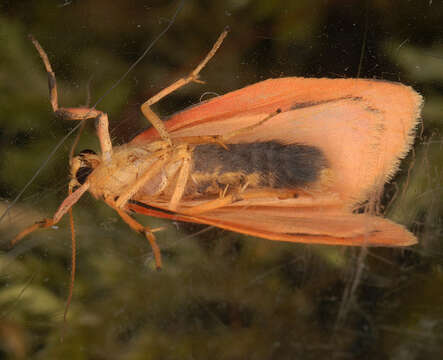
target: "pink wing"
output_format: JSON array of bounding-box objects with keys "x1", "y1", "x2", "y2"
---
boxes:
[{"x1": 130, "y1": 77, "x2": 422, "y2": 246}]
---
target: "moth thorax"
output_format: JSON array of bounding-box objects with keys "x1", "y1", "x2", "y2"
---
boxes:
[{"x1": 70, "y1": 149, "x2": 101, "y2": 188}]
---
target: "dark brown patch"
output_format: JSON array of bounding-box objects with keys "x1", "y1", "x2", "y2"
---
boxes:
[
  {"x1": 290, "y1": 95, "x2": 362, "y2": 110},
  {"x1": 365, "y1": 106, "x2": 383, "y2": 114}
]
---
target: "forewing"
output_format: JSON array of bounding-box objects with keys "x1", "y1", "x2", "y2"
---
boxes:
[
  {"x1": 132, "y1": 77, "x2": 421, "y2": 207},
  {"x1": 130, "y1": 78, "x2": 421, "y2": 246}
]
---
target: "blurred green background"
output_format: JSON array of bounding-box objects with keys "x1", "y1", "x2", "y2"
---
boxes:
[{"x1": 0, "y1": 0, "x2": 442, "y2": 359}]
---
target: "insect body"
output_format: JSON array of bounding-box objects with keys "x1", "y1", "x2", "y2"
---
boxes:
[
  {"x1": 13, "y1": 30, "x2": 422, "y2": 274},
  {"x1": 78, "y1": 140, "x2": 327, "y2": 207}
]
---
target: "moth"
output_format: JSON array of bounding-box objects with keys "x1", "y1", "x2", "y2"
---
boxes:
[{"x1": 13, "y1": 29, "x2": 422, "y2": 270}]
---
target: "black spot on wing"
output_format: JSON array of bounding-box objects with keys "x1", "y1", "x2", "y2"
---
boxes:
[
  {"x1": 365, "y1": 106, "x2": 383, "y2": 114},
  {"x1": 290, "y1": 95, "x2": 362, "y2": 110}
]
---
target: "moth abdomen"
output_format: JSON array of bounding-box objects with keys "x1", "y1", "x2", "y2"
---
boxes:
[{"x1": 189, "y1": 141, "x2": 328, "y2": 195}]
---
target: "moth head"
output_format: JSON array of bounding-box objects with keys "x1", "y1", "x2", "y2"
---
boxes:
[{"x1": 69, "y1": 149, "x2": 101, "y2": 189}]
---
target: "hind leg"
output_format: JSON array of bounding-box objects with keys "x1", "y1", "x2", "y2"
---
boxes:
[{"x1": 140, "y1": 29, "x2": 228, "y2": 144}]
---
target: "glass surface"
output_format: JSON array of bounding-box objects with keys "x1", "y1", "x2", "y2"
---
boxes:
[{"x1": 1, "y1": 1, "x2": 442, "y2": 358}]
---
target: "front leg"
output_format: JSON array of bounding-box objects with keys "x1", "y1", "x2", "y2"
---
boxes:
[{"x1": 11, "y1": 182, "x2": 91, "y2": 247}]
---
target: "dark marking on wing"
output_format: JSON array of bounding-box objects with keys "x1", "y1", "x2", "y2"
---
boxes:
[
  {"x1": 129, "y1": 200, "x2": 177, "y2": 215},
  {"x1": 359, "y1": 78, "x2": 401, "y2": 86},
  {"x1": 290, "y1": 95, "x2": 362, "y2": 110},
  {"x1": 365, "y1": 106, "x2": 383, "y2": 114}
]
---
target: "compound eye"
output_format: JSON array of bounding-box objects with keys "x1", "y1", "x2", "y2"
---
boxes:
[
  {"x1": 76, "y1": 166, "x2": 93, "y2": 185},
  {"x1": 79, "y1": 149, "x2": 96, "y2": 156}
]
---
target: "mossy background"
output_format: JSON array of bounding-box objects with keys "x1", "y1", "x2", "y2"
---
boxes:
[{"x1": 0, "y1": 1, "x2": 442, "y2": 359}]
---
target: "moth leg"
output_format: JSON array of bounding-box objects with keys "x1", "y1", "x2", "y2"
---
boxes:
[
  {"x1": 30, "y1": 35, "x2": 102, "y2": 121},
  {"x1": 11, "y1": 219, "x2": 56, "y2": 247},
  {"x1": 96, "y1": 113, "x2": 113, "y2": 161},
  {"x1": 140, "y1": 28, "x2": 229, "y2": 144},
  {"x1": 183, "y1": 189, "x2": 299, "y2": 215},
  {"x1": 140, "y1": 106, "x2": 172, "y2": 146},
  {"x1": 168, "y1": 150, "x2": 192, "y2": 211},
  {"x1": 112, "y1": 207, "x2": 162, "y2": 269},
  {"x1": 30, "y1": 35, "x2": 113, "y2": 158},
  {"x1": 114, "y1": 154, "x2": 172, "y2": 209},
  {"x1": 68, "y1": 75, "x2": 94, "y2": 161},
  {"x1": 11, "y1": 182, "x2": 91, "y2": 246}
]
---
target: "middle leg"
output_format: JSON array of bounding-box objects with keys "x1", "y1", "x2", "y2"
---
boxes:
[{"x1": 112, "y1": 206, "x2": 163, "y2": 269}]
